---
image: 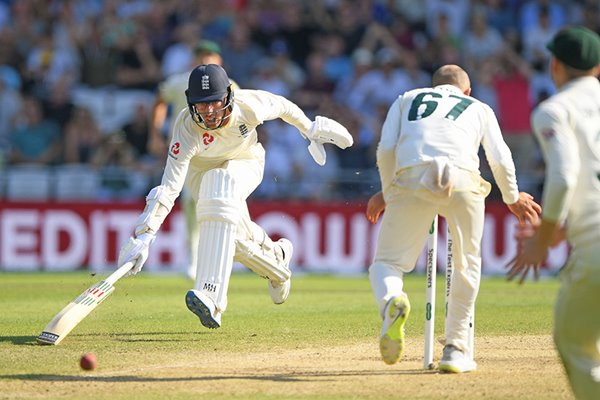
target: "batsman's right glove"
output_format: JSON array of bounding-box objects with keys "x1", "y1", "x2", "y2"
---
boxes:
[{"x1": 306, "y1": 116, "x2": 353, "y2": 166}]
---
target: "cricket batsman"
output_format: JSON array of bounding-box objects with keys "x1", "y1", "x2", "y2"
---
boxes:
[{"x1": 118, "y1": 64, "x2": 353, "y2": 329}]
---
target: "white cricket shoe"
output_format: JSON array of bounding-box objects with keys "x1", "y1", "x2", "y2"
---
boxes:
[
  {"x1": 380, "y1": 294, "x2": 411, "y2": 365},
  {"x1": 185, "y1": 289, "x2": 221, "y2": 329},
  {"x1": 268, "y1": 238, "x2": 293, "y2": 304},
  {"x1": 438, "y1": 344, "x2": 477, "y2": 373}
]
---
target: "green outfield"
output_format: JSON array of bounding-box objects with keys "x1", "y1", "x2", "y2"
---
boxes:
[{"x1": 0, "y1": 272, "x2": 571, "y2": 399}]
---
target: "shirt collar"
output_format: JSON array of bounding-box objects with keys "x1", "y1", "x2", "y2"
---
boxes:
[
  {"x1": 560, "y1": 76, "x2": 600, "y2": 92},
  {"x1": 435, "y1": 84, "x2": 464, "y2": 94}
]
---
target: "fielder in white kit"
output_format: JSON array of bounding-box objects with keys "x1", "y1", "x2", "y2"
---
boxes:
[
  {"x1": 507, "y1": 26, "x2": 600, "y2": 399},
  {"x1": 366, "y1": 64, "x2": 540, "y2": 372},
  {"x1": 118, "y1": 64, "x2": 352, "y2": 329}
]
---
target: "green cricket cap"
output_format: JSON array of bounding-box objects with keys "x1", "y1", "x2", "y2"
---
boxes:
[
  {"x1": 546, "y1": 26, "x2": 600, "y2": 70},
  {"x1": 194, "y1": 40, "x2": 221, "y2": 55}
]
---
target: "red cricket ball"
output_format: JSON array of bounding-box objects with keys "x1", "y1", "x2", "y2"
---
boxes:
[{"x1": 79, "y1": 352, "x2": 97, "y2": 371}]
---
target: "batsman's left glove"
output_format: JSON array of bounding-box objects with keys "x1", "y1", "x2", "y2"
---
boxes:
[{"x1": 117, "y1": 232, "x2": 155, "y2": 276}]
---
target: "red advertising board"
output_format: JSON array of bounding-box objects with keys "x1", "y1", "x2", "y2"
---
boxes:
[{"x1": 0, "y1": 200, "x2": 567, "y2": 275}]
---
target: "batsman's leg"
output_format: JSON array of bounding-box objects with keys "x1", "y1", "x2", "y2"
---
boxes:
[
  {"x1": 182, "y1": 188, "x2": 200, "y2": 280},
  {"x1": 235, "y1": 218, "x2": 293, "y2": 304},
  {"x1": 186, "y1": 168, "x2": 239, "y2": 329}
]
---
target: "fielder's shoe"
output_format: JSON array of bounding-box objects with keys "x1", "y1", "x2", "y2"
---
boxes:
[
  {"x1": 185, "y1": 289, "x2": 221, "y2": 329},
  {"x1": 379, "y1": 294, "x2": 411, "y2": 365},
  {"x1": 268, "y1": 238, "x2": 293, "y2": 304},
  {"x1": 438, "y1": 344, "x2": 477, "y2": 373}
]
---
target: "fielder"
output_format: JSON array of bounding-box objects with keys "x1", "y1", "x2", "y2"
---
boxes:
[
  {"x1": 507, "y1": 27, "x2": 600, "y2": 399},
  {"x1": 149, "y1": 40, "x2": 232, "y2": 280},
  {"x1": 118, "y1": 64, "x2": 352, "y2": 329},
  {"x1": 367, "y1": 64, "x2": 540, "y2": 372}
]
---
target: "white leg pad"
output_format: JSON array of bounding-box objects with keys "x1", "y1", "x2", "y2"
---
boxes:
[
  {"x1": 193, "y1": 169, "x2": 239, "y2": 313},
  {"x1": 235, "y1": 226, "x2": 290, "y2": 284}
]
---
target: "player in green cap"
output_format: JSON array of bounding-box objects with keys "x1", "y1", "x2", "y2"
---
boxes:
[{"x1": 507, "y1": 26, "x2": 600, "y2": 399}]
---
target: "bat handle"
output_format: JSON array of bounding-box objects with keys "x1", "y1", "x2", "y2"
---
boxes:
[{"x1": 104, "y1": 261, "x2": 135, "y2": 285}]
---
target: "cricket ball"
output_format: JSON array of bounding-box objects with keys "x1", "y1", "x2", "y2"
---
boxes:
[{"x1": 79, "y1": 352, "x2": 97, "y2": 371}]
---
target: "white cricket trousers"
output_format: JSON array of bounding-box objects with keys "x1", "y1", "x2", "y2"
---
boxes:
[
  {"x1": 186, "y1": 143, "x2": 290, "y2": 312},
  {"x1": 370, "y1": 168, "x2": 490, "y2": 353},
  {"x1": 554, "y1": 244, "x2": 600, "y2": 400}
]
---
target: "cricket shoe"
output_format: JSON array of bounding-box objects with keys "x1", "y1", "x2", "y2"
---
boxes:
[
  {"x1": 185, "y1": 289, "x2": 221, "y2": 329},
  {"x1": 379, "y1": 294, "x2": 411, "y2": 365},
  {"x1": 438, "y1": 344, "x2": 477, "y2": 373},
  {"x1": 268, "y1": 238, "x2": 293, "y2": 304}
]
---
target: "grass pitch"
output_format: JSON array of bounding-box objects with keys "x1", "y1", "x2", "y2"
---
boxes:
[{"x1": 0, "y1": 272, "x2": 570, "y2": 399}]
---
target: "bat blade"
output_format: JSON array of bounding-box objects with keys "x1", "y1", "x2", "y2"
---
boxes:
[{"x1": 37, "y1": 262, "x2": 133, "y2": 345}]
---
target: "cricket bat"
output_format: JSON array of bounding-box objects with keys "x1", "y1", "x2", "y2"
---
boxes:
[{"x1": 37, "y1": 261, "x2": 134, "y2": 345}]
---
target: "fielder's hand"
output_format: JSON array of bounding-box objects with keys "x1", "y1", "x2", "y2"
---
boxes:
[
  {"x1": 118, "y1": 233, "x2": 155, "y2": 275},
  {"x1": 506, "y1": 192, "x2": 541, "y2": 225},
  {"x1": 307, "y1": 116, "x2": 353, "y2": 165},
  {"x1": 366, "y1": 191, "x2": 386, "y2": 224}
]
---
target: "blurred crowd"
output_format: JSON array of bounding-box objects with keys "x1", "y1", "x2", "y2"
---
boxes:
[{"x1": 0, "y1": 0, "x2": 598, "y2": 202}]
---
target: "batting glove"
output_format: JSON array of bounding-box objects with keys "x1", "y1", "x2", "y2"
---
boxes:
[
  {"x1": 307, "y1": 116, "x2": 353, "y2": 165},
  {"x1": 118, "y1": 232, "x2": 155, "y2": 276}
]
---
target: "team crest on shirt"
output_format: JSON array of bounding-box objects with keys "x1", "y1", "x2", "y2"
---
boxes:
[
  {"x1": 540, "y1": 128, "x2": 555, "y2": 140},
  {"x1": 239, "y1": 124, "x2": 249, "y2": 137},
  {"x1": 168, "y1": 142, "x2": 180, "y2": 159}
]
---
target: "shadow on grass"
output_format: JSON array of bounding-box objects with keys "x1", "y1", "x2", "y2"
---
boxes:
[
  {"x1": 0, "y1": 336, "x2": 38, "y2": 345},
  {"x1": 3, "y1": 369, "x2": 437, "y2": 383},
  {"x1": 1, "y1": 331, "x2": 209, "y2": 346}
]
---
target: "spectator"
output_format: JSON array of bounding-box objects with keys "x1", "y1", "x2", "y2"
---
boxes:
[
  {"x1": 334, "y1": 47, "x2": 373, "y2": 107},
  {"x1": 221, "y1": 21, "x2": 265, "y2": 87},
  {"x1": 113, "y1": 24, "x2": 162, "y2": 91},
  {"x1": 522, "y1": 5, "x2": 558, "y2": 63},
  {"x1": 425, "y1": 0, "x2": 470, "y2": 39},
  {"x1": 76, "y1": 17, "x2": 119, "y2": 88},
  {"x1": 519, "y1": 0, "x2": 566, "y2": 36},
  {"x1": 294, "y1": 51, "x2": 336, "y2": 113},
  {"x1": 491, "y1": 49, "x2": 539, "y2": 194},
  {"x1": 160, "y1": 21, "x2": 202, "y2": 78},
  {"x1": 0, "y1": 76, "x2": 22, "y2": 156},
  {"x1": 463, "y1": 11, "x2": 505, "y2": 71},
  {"x1": 42, "y1": 77, "x2": 75, "y2": 132},
  {"x1": 347, "y1": 47, "x2": 411, "y2": 118},
  {"x1": 9, "y1": 96, "x2": 62, "y2": 165},
  {"x1": 90, "y1": 130, "x2": 144, "y2": 200},
  {"x1": 269, "y1": 39, "x2": 305, "y2": 92},
  {"x1": 63, "y1": 106, "x2": 102, "y2": 164}
]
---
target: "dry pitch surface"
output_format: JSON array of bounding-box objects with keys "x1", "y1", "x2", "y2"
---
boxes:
[
  {"x1": 2, "y1": 335, "x2": 570, "y2": 400},
  {"x1": 0, "y1": 273, "x2": 571, "y2": 399}
]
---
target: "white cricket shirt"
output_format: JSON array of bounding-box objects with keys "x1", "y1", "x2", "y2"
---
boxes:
[
  {"x1": 378, "y1": 84, "x2": 519, "y2": 204},
  {"x1": 531, "y1": 76, "x2": 600, "y2": 248}
]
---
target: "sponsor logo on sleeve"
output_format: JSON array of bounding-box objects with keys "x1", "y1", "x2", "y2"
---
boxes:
[
  {"x1": 541, "y1": 128, "x2": 555, "y2": 140},
  {"x1": 168, "y1": 142, "x2": 180, "y2": 159}
]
